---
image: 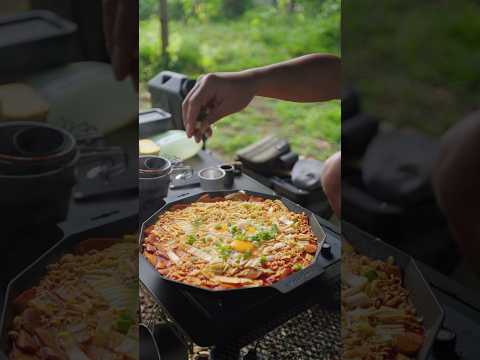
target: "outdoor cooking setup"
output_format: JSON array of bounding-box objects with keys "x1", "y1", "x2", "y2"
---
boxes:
[
  {"x1": 139, "y1": 186, "x2": 341, "y2": 360},
  {"x1": 2, "y1": 8, "x2": 480, "y2": 357},
  {"x1": 137, "y1": 72, "x2": 480, "y2": 360},
  {"x1": 138, "y1": 71, "x2": 342, "y2": 359}
]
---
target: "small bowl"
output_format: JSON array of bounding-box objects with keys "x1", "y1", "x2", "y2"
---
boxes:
[
  {"x1": 0, "y1": 122, "x2": 76, "y2": 176},
  {"x1": 139, "y1": 156, "x2": 171, "y2": 178},
  {"x1": 198, "y1": 167, "x2": 225, "y2": 191}
]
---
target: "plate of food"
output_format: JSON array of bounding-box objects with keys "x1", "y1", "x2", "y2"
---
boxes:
[
  {"x1": 140, "y1": 190, "x2": 333, "y2": 293},
  {"x1": 342, "y1": 222, "x2": 444, "y2": 360},
  {"x1": 1, "y1": 217, "x2": 138, "y2": 360}
]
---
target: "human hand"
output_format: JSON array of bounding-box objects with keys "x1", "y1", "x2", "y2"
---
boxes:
[
  {"x1": 182, "y1": 72, "x2": 257, "y2": 143},
  {"x1": 102, "y1": 0, "x2": 139, "y2": 90}
]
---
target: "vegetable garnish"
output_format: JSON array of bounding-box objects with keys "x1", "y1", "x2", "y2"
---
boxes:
[
  {"x1": 293, "y1": 263, "x2": 303, "y2": 272},
  {"x1": 215, "y1": 241, "x2": 233, "y2": 260},
  {"x1": 243, "y1": 251, "x2": 252, "y2": 260},
  {"x1": 363, "y1": 269, "x2": 378, "y2": 282},
  {"x1": 229, "y1": 224, "x2": 240, "y2": 235},
  {"x1": 186, "y1": 234, "x2": 197, "y2": 245}
]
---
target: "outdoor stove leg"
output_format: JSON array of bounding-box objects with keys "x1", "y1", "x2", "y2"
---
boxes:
[{"x1": 210, "y1": 343, "x2": 241, "y2": 360}]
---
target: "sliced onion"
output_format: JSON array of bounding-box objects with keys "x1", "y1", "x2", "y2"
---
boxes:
[
  {"x1": 167, "y1": 250, "x2": 181, "y2": 264},
  {"x1": 212, "y1": 275, "x2": 253, "y2": 284},
  {"x1": 186, "y1": 246, "x2": 219, "y2": 263}
]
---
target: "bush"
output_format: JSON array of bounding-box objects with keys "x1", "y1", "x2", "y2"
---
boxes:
[
  {"x1": 140, "y1": 0, "x2": 157, "y2": 20},
  {"x1": 140, "y1": 3, "x2": 340, "y2": 81}
]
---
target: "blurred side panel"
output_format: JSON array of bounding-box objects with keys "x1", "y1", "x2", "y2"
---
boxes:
[
  {"x1": 0, "y1": 0, "x2": 139, "y2": 359},
  {"x1": 342, "y1": 1, "x2": 480, "y2": 359}
]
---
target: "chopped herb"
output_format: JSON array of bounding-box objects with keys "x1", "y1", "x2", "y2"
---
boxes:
[
  {"x1": 234, "y1": 233, "x2": 247, "y2": 241},
  {"x1": 251, "y1": 228, "x2": 276, "y2": 243},
  {"x1": 271, "y1": 224, "x2": 279, "y2": 234},
  {"x1": 363, "y1": 269, "x2": 378, "y2": 282},
  {"x1": 215, "y1": 242, "x2": 232, "y2": 260},
  {"x1": 293, "y1": 264, "x2": 303, "y2": 272},
  {"x1": 230, "y1": 224, "x2": 240, "y2": 235},
  {"x1": 243, "y1": 251, "x2": 252, "y2": 260},
  {"x1": 260, "y1": 256, "x2": 268, "y2": 265},
  {"x1": 186, "y1": 235, "x2": 196, "y2": 245},
  {"x1": 192, "y1": 218, "x2": 202, "y2": 228}
]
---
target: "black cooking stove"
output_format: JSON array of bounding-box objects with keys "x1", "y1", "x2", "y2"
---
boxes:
[
  {"x1": 3, "y1": 148, "x2": 480, "y2": 359},
  {"x1": 139, "y1": 159, "x2": 341, "y2": 357}
]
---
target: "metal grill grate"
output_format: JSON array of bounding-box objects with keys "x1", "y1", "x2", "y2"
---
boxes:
[
  {"x1": 243, "y1": 305, "x2": 341, "y2": 360},
  {"x1": 140, "y1": 285, "x2": 341, "y2": 360}
]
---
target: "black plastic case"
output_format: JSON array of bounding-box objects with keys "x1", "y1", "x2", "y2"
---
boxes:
[{"x1": 0, "y1": 10, "x2": 77, "y2": 76}]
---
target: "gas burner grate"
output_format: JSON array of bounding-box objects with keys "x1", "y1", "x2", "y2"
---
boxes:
[{"x1": 242, "y1": 305, "x2": 341, "y2": 360}]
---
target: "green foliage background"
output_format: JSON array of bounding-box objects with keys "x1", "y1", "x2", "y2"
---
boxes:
[
  {"x1": 140, "y1": 0, "x2": 340, "y2": 160},
  {"x1": 343, "y1": 0, "x2": 480, "y2": 135}
]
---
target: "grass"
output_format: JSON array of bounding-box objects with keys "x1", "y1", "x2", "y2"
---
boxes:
[
  {"x1": 140, "y1": 89, "x2": 340, "y2": 161},
  {"x1": 140, "y1": 3, "x2": 340, "y2": 161},
  {"x1": 343, "y1": 0, "x2": 480, "y2": 135},
  {"x1": 207, "y1": 98, "x2": 340, "y2": 161}
]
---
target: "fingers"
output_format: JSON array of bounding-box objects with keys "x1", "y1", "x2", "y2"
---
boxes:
[
  {"x1": 205, "y1": 126, "x2": 213, "y2": 138},
  {"x1": 192, "y1": 106, "x2": 223, "y2": 143},
  {"x1": 102, "y1": 0, "x2": 118, "y2": 56},
  {"x1": 104, "y1": 0, "x2": 138, "y2": 82},
  {"x1": 182, "y1": 77, "x2": 211, "y2": 137},
  {"x1": 112, "y1": 1, "x2": 135, "y2": 80}
]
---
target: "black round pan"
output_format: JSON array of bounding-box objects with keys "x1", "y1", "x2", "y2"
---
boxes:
[{"x1": 139, "y1": 189, "x2": 332, "y2": 295}]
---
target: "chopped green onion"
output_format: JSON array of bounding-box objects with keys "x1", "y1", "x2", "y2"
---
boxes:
[
  {"x1": 186, "y1": 235, "x2": 196, "y2": 245},
  {"x1": 215, "y1": 242, "x2": 232, "y2": 260},
  {"x1": 293, "y1": 264, "x2": 303, "y2": 272},
  {"x1": 271, "y1": 224, "x2": 279, "y2": 234},
  {"x1": 230, "y1": 224, "x2": 240, "y2": 235},
  {"x1": 363, "y1": 269, "x2": 378, "y2": 282},
  {"x1": 192, "y1": 218, "x2": 202, "y2": 228}
]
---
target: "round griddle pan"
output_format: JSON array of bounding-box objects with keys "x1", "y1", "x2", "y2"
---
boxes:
[{"x1": 139, "y1": 190, "x2": 332, "y2": 295}]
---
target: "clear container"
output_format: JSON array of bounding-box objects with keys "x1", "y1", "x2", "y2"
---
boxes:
[{"x1": 151, "y1": 130, "x2": 202, "y2": 161}]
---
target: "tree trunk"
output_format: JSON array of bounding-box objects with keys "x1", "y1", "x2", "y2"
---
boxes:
[
  {"x1": 288, "y1": 0, "x2": 295, "y2": 13},
  {"x1": 159, "y1": 0, "x2": 169, "y2": 64}
]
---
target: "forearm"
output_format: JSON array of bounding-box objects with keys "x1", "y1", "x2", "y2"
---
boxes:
[
  {"x1": 433, "y1": 112, "x2": 480, "y2": 267},
  {"x1": 244, "y1": 54, "x2": 341, "y2": 102}
]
